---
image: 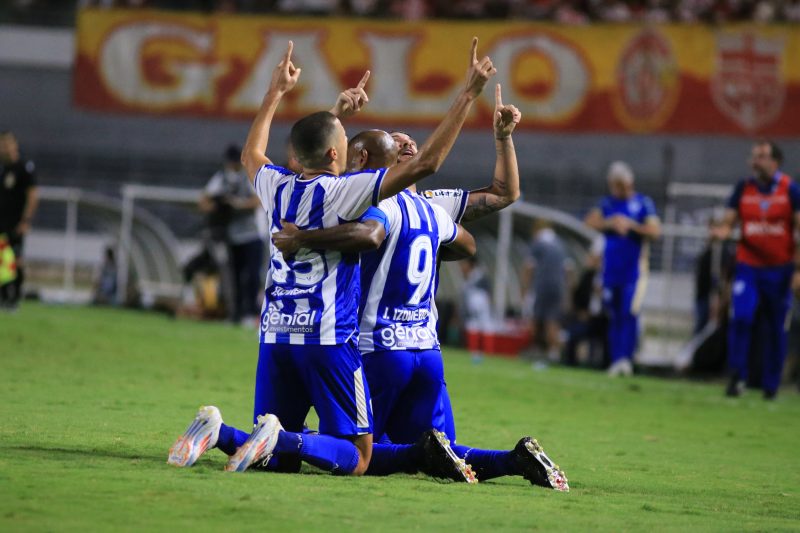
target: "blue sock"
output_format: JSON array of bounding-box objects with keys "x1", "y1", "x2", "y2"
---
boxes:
[
  {"x1": 275, "y1": 431, "x2": 360, "y2": 475},
  {"x1": 451, "y1": 444, "x2": 518, "y2": 481},
  {"x1": 215, "y1": 423, "x2": 249, "y2": 456},
  {"x1": 367, "y1": 443, "x2": 421, "y2": 476},
  {"x1": 275, "y1": 430, "x2": 303, "y2": 454}
]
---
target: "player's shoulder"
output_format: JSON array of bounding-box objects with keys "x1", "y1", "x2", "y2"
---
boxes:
[
  {"x1": 636, "y1": 192, "x2": 656, "y2": 205},
  {"x1": 339, "y1": 167, "x2": 386, "y2": 179},
  {"x1": 377, "y1": 195, "x2": 402, "y2": 219},
  {"x1": 257, "y1": 164, "x2": 296, "y2": 181},
  {"x1": 428, "y1": 201, "x2": 454, "y2": 222}
]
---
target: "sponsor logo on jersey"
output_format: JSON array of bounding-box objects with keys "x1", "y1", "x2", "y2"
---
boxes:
[
  {"x1": 422, "y1": 189, "x2": 459, "y2": 199},
  {"x1": 743, "y1": 221, "x2": 785, "y2": 237},
  {"x1": 378, "y1": 323, "x2": 437, "y2": 349},
  {"x1": 270, "y1": 285, "x2": 317, "y2": 298},
  {"x1": 261, "y1": 304, "x2": 317, "y2": 334}
]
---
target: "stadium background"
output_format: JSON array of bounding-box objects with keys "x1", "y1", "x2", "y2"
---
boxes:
[
  {"x1": 2, "y1": 2, "x2": 800, "y2": 529},
  {"x1": 5, "y1": 5, "x2": 800, "y2": 365}
]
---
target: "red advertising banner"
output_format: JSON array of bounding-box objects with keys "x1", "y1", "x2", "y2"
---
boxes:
[{"x1": 74, "y1": 9, "x2": 800, "y2": 136}]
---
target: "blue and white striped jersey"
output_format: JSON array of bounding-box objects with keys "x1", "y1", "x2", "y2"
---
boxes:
[
  {"x1": 358, "y1": 190, "x2": 458, "y2": 353},
  {"x1": 421, "y1": 188, "x2": 469, "y2": 223},
  {"x1": 253, "y1": 164, "x2": 387, "y2": 345}
]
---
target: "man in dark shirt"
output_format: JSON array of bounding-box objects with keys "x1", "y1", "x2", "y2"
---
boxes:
[{"x1": 0, "y1": 131, "x2": 38, "y2": 309}]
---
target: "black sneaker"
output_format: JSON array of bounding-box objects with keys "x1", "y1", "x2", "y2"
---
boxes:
[
  {"x1": 726, "y1": 376, "x2": 745, "y2": 397},
  {"x1": 513, "y1": 437, "x2": 569, "y2": 492},
  {"x1": 418, "y1": 429, "x2": 477, "y2": 484},
  {"x1": 763, "y1": 389, "x2": 777, "y2": 401}
]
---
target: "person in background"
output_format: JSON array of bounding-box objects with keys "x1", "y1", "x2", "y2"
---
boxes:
[
  {"x1": 717, "y1": 140, "x2": 800, "y2": 399},
  {"x1": 693, "y1": 211, "x2": 736, "y2": 335},
  {"x1": 459, "y1": 256, "x2": 493, "y2": 363},
  {"x1": 563, "y1": 236, "x2": 607, "y2": 368},
  {"x1": 585, "y1": 161, "x2": 661, "y2": 377},
  {"x1": 92, "y1": 246, "x2": 118, "y2": 305},
  {"x1": 521, "y1": 219, "x2": 568, "y2": 365},
  {"x1": 198, "y1": 144, "x2": 264, "y2": 326},
  {"x1": 0, "y1": 131, "x2": 38, "y2": 311}
]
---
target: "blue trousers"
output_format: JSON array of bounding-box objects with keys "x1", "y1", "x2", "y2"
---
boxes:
[
  {"x1": 727, "y1": 263, "x2": 793, "y2": 394},
  {"x1": 603, "y1": 280, "x2": 641, "y2": 364}
]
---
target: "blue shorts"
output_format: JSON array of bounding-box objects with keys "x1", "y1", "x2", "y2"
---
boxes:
[
  {"x1": 254, "y1": 340, "x2": 372, "y2": 437},
  {"x1": 363, "y1": 349, "x2": 448, "y2": 444}
]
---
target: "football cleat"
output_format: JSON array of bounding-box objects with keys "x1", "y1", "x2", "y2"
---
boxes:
[
  {"x1": 224, "y1": 413, "x2": 282, "y2": 473},
  {"x1": 419, "y1": 429, "x2": 478, "y2": 484},
  {"x1": 513, "y1": 437, "x2": 569, "y2": 492},
  {"x1": 607, "y1": 359, "x2": 633, "y2": 377},
  {"x1": 725, "y1": 375, "x2": 745, "y2": 397},
  {"x1": 167, "y1": 405, "x2": 222, "y2": 467}
]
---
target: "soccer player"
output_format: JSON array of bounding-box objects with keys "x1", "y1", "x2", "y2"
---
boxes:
[
  {"x1": 168, "y1": 38, "x2": 497, "y2": 475},
  {"x1": 0, "y1": 131, "x2": 38, "y2": 311},
  {"x1": 717, "y1": 141, "x2": 800, "y2": 399},
  {"x1": 584, "y1": 162, "x2": 661, "y2": 377},
  {"x1": 273, "y1": 87, "x2": 570, "y2": 490}
]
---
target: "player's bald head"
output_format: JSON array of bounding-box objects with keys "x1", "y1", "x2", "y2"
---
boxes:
[
  {"x1": 347, "y1": 130, "x2": 398, "y2": 172},
  {"x1": 290, "y1": 111, "x2": 346, "y2": 170}
]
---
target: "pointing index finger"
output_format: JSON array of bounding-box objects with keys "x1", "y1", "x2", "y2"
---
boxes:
[
  {"x1": 357, "y1": 70, "x2": 370, "y2": 89},
  {"x1": 470, "y1": 37, "x2": 478, "y2": 65},
  {"x1": 284, "y1": 41, "x2": 294, "y2": 65},
  {"x1": 495, "y1": 84, "x2": 502, "y2": 107}
]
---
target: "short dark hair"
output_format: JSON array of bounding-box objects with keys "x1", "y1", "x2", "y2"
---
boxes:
[
  {"x1": 224, "y1": 144, "x2": 241, "y2": 163},
  {"x1": 757, "y1": 139, "x2": 783, "y2": 165},
  {"x1": 290, "y1": 111, "x2": 339, "y2": 167}
]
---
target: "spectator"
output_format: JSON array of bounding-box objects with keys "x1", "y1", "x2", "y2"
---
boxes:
[
  {"x1": 563, "y1": 236, "x2": 607, "y2": 367},
  {"x1": 584, "y1": 161, "x2": 661, "y2": 377},
  {"x1": 693, "y1": 211, "x2": 736, "y2": 334},
  {"x1": 0, "y1": 131, "x2": 38, "y2": 311},
  {"x1": 198, "y1": 144, "x2": 264, "y2": 326},
  {"x1": 784, "y1": 0, "x2": 800, "y2": 21},
  {"x1": 459, "y1": 256, "x2": 493, "y2": 363},
  {"x1": 92, "y1": 246, "x2": 118, "y2": 305},
  {"x1": 521, "y1": 219, "x2": 568, "y2": 364}
]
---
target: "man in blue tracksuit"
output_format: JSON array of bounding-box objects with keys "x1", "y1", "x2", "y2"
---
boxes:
[{"x1": 585, "y1": 162, "x2": 661, "y2": 377}]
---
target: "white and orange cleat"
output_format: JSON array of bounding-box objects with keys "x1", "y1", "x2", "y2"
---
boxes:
[
  {"x1": 167, "y1": 405, "x2": 222, "y2": 467},
  {"x1": 224, "y1": 413, "x2": 283, "y2": 473}
]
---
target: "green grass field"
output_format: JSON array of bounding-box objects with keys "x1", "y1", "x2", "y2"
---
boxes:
[{"x1": 2, "y1": 303, "x2": 799, "y2": 531}]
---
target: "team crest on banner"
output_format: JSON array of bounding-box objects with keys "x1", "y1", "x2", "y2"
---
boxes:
[
  {"x1": 711, "y1": 33, "x2": 785, "y2": 132},
  {"x1": 612, "y1": 29, "x2": 680, "y2": 132}
]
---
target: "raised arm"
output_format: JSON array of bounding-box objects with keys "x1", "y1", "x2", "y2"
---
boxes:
[
  {"x1": 378, "y1": 38, "x2": 496, "y2": 200},
  {"x1": 329, "y1": 71, "x2": 370, "y2": 120},
  {"x1": 461, "y1": 84, "x2": 521, "y2": 222},
  {"x1": 241, "y1": 42, "x2": 302, "y2": 182}
]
